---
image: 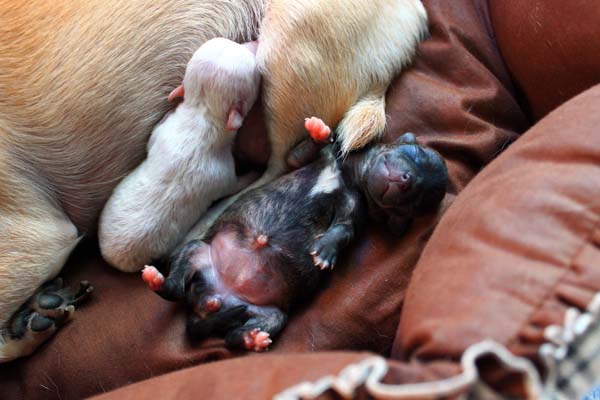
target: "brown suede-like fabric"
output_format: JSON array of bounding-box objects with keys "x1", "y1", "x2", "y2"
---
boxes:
[
  {"x1": 0, "y1": 1, "x2": 526, "y2": 399},
  {"x1": 393, "y1": 83, "x2": 600, "y2": 387},
  {"x1": 90, "y1": 352, "x2": 372, "y2": 400},
  {"x1": 489, "y1": 0, "x2": 600, "y2": 121},
  {"x1": 90, "y1": 353, "x2": 464, "y2": 400}
]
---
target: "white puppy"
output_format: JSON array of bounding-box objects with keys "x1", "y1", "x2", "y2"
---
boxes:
[{"x1": 99, "y1": 38, "x2": 261, "y2": 272}]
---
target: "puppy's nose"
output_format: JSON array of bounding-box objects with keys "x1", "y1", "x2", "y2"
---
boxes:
[{"x1": 383, "y1": 179, "x2": 412, "y2": 203}]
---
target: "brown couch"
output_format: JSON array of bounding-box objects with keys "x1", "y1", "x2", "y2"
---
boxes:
[{"x1": 2, "y1": 0, "x2": 600, "y2": 398}]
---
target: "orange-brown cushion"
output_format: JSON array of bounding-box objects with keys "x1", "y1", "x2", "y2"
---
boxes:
[
  {"x1": 89, "y1": 352, "x2": 373, "y2": 400},
  {"x1": 393, "y1": 83, "x2": 600, "y2": 388},
  {"x1": 490, "y1": 0, "x2": 600, "y2": 120},
  {"x1": 89, "y1": 352, "x2": 464, "y2": 400}
]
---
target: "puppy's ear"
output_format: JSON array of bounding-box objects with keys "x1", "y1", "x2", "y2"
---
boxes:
[
  {"x1": 226, "y1": 108, "x2": 244, "y2": 131},
  {"x1": 396, "y1": 132, "x2": 417, "y2": 145},
  {"x1": 168, "y1": 85, "x2": 185, "y2": 102}
]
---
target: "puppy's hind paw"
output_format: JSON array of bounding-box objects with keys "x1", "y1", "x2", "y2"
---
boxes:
[
  {"x1": 243, "y1": 329, "x2": 272, "y2": 352},
  {"x1": 305, "y1": 117, "x2": 332, "y2": 143},
  {"x1": 142, "y1": 265, "x2": 164, "y2": 291}
]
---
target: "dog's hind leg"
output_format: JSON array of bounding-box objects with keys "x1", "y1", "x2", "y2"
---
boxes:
[{"x1": 0, "y1": 150, "x2": 84, "y2": 363}]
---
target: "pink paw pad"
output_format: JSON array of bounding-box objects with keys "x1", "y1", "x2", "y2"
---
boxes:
[
  {"x1": 243, "y1": 328, "x2": 272, "y2": 352},
  {"x1": 304, "y1": 117, "x2": 332, "y2": 143},
  {"x1": 142, "y1": 265, "x2": 164, "y2": 291}
]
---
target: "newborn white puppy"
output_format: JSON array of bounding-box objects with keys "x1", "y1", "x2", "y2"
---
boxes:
[{"x1": 99, "y1": 38, "x2": 261, "y2": 272}]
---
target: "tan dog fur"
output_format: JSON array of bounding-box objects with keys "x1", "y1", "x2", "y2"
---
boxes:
[{"x1": 0, "y1": 0, "x2": 427, "y2": 361}]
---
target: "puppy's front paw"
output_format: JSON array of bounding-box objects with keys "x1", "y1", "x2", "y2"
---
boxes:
[{"x1": 310, "y1": 237, "x2": 337, "y2": 270}]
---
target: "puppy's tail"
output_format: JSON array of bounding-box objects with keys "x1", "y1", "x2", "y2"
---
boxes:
[{"x1": 336, "y1": 86, "x2": 388, "y2": 156}]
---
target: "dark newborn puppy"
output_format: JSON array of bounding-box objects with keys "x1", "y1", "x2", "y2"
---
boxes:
[{"x1": 142, "y1": 119, "x2": 448, "y2": 351}]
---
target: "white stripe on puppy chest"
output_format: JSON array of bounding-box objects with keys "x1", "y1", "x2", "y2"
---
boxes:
[{"x1": 310, "y1": 164, "x2": 341, "y2": 196}]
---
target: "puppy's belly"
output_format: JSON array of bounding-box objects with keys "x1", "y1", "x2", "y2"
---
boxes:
[{"x1": 210, "y1": 230, "x2": 289, "y2": 308}]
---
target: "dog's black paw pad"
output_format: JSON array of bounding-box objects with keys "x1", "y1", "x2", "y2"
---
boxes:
[{"x1": 30, "y1": 314, "x2": 54, "y2": 332}]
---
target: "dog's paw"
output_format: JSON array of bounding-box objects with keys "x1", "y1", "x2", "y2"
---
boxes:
[
  {"x1": 310, "y1": 236, "x2": 338, "y2": 270},
  {"x1": 0, "y1": 278, "x2": 93, "y2": 361},
  {"x1": 142, "y1": 265, "x2": 165, "y2": 291},
  {"x1": 305, "y1": 117, "x2": 332, "y2": 143},
  {"x1": 243, "y1": 328, "x2": 272, "y2": 352}
]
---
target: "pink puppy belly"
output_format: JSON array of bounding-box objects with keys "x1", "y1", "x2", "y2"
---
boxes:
[{"x1": 210, "y1": 230, "x2": 289, "y2": 307}]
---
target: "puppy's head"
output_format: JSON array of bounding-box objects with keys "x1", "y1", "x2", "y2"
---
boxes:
[
  {"x1": 359, "y1": 133, "x2": 448, "y2": 220},
  {"x1": 179, "y1": 38, "x2": 261, "y2": 131}
]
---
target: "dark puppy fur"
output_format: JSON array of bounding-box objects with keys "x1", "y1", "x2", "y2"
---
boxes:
[{"x1": 144, "y1": 130, "x2": 448, "y2": 351}]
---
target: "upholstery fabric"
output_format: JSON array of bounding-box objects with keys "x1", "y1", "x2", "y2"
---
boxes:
[
  {"x1": 393, "y1": 83, "x2": 600, "y2": 394},
  {"x1": 489, "y1": 0, "x2": 600, "y2": 120},
  {"x1": 89, "y1": 352, "x2": 373, "y2": 400}
]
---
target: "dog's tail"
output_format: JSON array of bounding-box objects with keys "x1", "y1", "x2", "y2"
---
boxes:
[{"x1": 335, "y1": 86, "x2": 388, "y2": 156}]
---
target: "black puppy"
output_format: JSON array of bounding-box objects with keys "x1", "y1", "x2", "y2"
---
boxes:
[{"x1": 142, "y1": 119, "x2": 448, "y2": 351}]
